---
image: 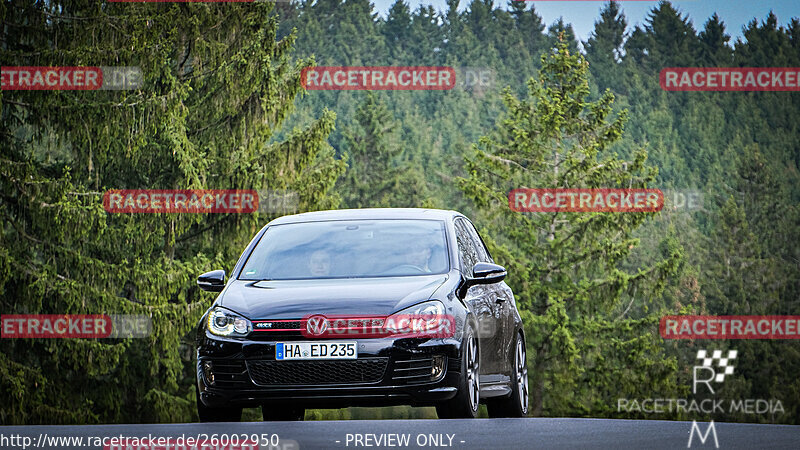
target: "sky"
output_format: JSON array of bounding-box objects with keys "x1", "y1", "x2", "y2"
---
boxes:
[{"x1": 369, "y1": 0, "x2": 800, "y2": 44}]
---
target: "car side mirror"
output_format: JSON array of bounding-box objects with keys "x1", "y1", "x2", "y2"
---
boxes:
[
  {"x1": 198, "y1": 269, "x2": 226, "y2": 293},
  {"x1": 472, "y1": 262, "x2": 507, "y2": 284},
  {"x1": 457, "y1": 262, "x2": 507, "y2": 298}
]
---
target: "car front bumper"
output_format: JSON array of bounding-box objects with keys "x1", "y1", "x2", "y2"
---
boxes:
[{"x1": 197, "y1": 330, "x2": 462, "y2": 409}]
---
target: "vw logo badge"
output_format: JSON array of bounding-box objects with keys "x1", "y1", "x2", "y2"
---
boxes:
[{"x1": 306, "y1": 315, "x2": 329, "y2": 336}]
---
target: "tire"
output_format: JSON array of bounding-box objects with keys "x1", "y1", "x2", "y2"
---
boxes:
[
  {"x1": 436, "y1": 326, "x2": 480, "y2": 419},
  {"x1": 487, "y1": 332, "x2": 529, "y2": 418},
  {"x1": 262, "y1": 403, "x2": 305, "y2": 421},
  {"x1": 196, "y1": 384, "x2": 242, "y2": 422}
]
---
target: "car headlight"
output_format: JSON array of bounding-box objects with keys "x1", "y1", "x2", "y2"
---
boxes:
[
  {"x1": 385, "y1": 300, "x2": 450, "y2": 336},
  {"x1": 207, "y1": 307, "x2": 252, "y2": 337},
  {"x1": 394, "y1": 300, "x2": 444, "y2": 317}
]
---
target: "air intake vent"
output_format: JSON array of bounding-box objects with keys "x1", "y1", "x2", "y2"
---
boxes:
[
  {"x1": 391, "y1": 355, "x2": 447, "y2": 385},
  {"x1": 246, "y1": 358, "x2": 388, "y2": 386}
]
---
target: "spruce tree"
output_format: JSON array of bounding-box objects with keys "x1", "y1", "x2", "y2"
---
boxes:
[
  {"x1": 585, "y1": 1, "x2": 627, "y2": 92},
  {"x1": 337, "y1": 93, "x2": 430, "y2": 208},
  {"x1": 383, "y1": 0, "x2": 414, "y2": 62},
  {"x1": 458, "y1": 38, "x2": 681, "y2": 416},
  {"x1": 698, "y1": 13, "x2": 733, "y2": 66},
  {"x1": 0, "y1": 1, "x2": 343, "y2": 424}
]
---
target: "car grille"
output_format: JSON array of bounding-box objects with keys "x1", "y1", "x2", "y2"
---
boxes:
[
  {"x1": 252, "y1": 320, "x2": 302, "y2": 331},
  {"x1": 246, "y1": 358, "x2": 389, "y2": 386}
]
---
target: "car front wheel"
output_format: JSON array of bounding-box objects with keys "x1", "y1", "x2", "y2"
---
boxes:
[
  {"x1": 436, "y1": 326, "x2": 480, "y2": 419},
  {"x1": 487, "y1": 332, "x2": 528, "y2": 418}
]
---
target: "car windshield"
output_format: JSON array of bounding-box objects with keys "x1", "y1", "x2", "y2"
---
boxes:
[{"x1": 240, "y1": 219, "x2": 449, "y2": 280}]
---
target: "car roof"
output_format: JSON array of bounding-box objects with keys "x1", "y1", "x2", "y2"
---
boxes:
[{"x1": 267, "y1": 208, "x2": 462, "y2": 226}]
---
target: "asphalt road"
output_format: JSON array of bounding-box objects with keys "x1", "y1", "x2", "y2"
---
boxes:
[{"x1": 1, "y1": 418, "x2": 799, "y2": 450}]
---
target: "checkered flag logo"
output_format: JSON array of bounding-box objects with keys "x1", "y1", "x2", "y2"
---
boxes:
[{"x1": 697, "y1": 349, "x2": 737, "y2": 382}]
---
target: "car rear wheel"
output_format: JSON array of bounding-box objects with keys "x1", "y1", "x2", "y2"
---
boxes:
[
  {"x1": 487, "y1": 332, "x2": 528, "y2": 418},
  {"x1": 262, "y1": 404, "x2": 305, "y2": 421},
  {"x1": 196, "y1": 384, "x2": 242, "y2": 422},
  {"x1": 436, "y1": 326, "x2": 479, "y2": 419}
]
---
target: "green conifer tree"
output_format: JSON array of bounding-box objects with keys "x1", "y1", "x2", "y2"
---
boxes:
[
  {"x1": 0, "y1": 2, "x2": 344, "y2": 424},
  {"x1": 458, "y1": 38, "x2": 682, "y2": 416}
]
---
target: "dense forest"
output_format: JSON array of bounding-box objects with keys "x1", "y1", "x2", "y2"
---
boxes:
[{"x1": 1, "y1": 0, "x2": 798, "y2": 424}]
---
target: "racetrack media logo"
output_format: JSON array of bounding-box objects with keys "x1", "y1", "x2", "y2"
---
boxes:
[
  {"x1": 660, "y1": 68, "x2": 800, "y2": 91},
  {"x1": 694, "y1": 350, "x2": 736, "y2": 394},
  {"x1": 509, "y1": 188, "x2": 663, "y2": 212},
  {"x1": 1, "y1": 66, "x2": 142, "y2": 90},
  {"x1": 301, "y1": 66, "x2": 456, "y2": 91},
  {"x1": 688, "y1": 421, "x2": 719, "y2": 448},
  {"x1": 617, "y1": 347, "x2": 783, "y2": 417}
]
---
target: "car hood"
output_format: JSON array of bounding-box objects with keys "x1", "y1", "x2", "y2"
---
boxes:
[{"x1": 218, "y1": 274, "x2": 450, "y2": 319}]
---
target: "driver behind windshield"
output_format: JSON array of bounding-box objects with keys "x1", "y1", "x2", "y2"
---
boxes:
[
  {"x1": 405, "y1": 240, "x2": 433, "y2": 272},
  {"x1": 307, "y1": 249, "x2": 332, "y2": 277}
]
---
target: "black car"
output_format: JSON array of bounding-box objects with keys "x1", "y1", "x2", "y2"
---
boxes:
[{"x1": 195, "y1": 208, "x2": 528, "y2": 420}]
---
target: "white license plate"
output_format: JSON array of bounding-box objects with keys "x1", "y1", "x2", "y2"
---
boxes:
[{"x1": 276, "y1": 341, "x2": 357, "y2": 360}]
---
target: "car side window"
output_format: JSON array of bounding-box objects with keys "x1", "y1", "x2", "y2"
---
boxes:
[
  {"x1": 462, "y1": 219, "x2": 494, "y2": 264},
  {"x1": 456, "y1": 219, "x2": 485, "y2": 276},
  {"x1": 454, "y1": 219, "x2": 479, "y2": 275}
]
